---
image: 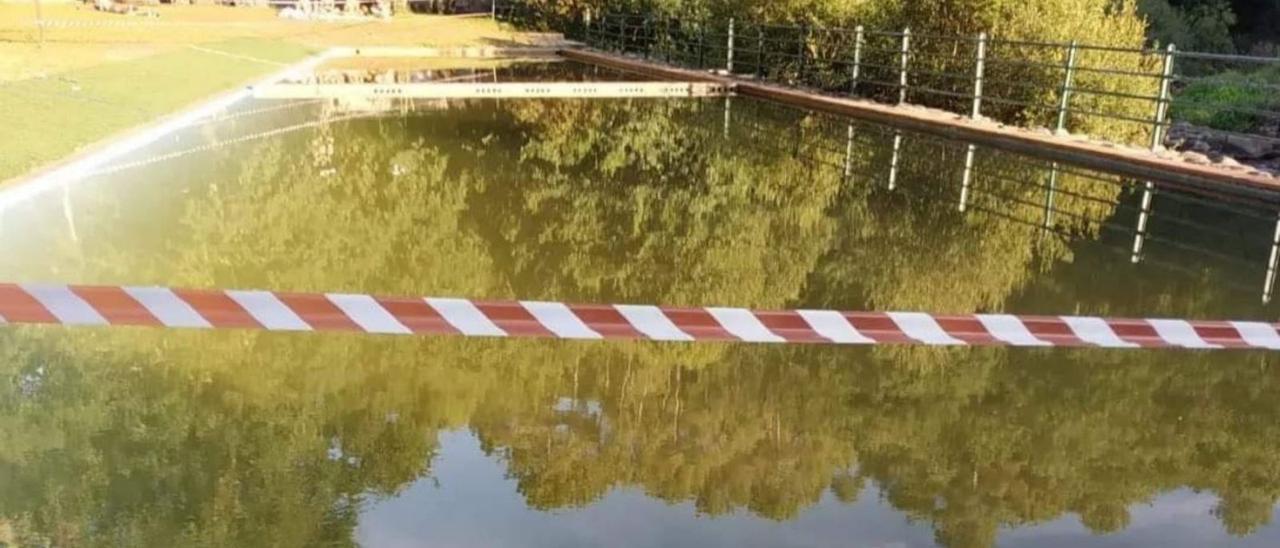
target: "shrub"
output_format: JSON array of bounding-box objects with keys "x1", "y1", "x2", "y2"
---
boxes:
[
  {"x1": 889, "y1": 0, "x2": 1158, "y2": 143},
  {"x1": 1172, "y1": 65, "x2": 1280, "y2": 132},
  {"x1": 504, "y1": 0, "x2": 1160, "y2": 143},
  {"x1": 1138, "y1": 0, "x2": 1236, "y2": 54}
]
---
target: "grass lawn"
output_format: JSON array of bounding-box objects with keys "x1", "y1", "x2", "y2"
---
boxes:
[
  {"x1": 0, "y1": 3, "x2": 545, "y2": 182},
  {"x1": 1170, "y1": 65, "x2": 1280, "y2": 133}
]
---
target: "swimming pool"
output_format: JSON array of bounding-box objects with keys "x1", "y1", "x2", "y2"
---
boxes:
[{"x1": 1, "y1": 56, "x2": 1278, "y2": 547}]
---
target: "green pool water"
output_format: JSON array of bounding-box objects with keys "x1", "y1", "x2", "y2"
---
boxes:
[{"x1": 1, "y1": 59, "x2": 1279, "y2": 548}]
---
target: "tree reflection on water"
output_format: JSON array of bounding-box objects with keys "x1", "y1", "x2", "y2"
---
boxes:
[{"x1": 1, "y1": 94, "x2": 1278, "y2": 547}]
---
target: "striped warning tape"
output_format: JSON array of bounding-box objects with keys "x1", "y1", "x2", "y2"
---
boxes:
[{"x1": 0, "y1": 283, "x2": 1277, "y2": 351}]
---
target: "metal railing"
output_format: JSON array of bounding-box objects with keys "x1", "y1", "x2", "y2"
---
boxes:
[{"x1": 495, "y1": 3, "x2": 1280, "y2": 154}]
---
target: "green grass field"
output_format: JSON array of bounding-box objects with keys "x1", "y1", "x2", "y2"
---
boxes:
[
  {"x1": 0, "y1": 3, "x2": 538, "y2": 182},
  {"x1": 0, "y1": 37, "x2": 315, "y2": 179}
]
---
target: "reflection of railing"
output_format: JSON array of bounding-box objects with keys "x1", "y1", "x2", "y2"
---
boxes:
[
  {"x1": 496, "y1": 3, "x2": 1280, "y2": 156},
  {"x1": 673, "y1": 96, "x2": 1280, "y2": 303}
]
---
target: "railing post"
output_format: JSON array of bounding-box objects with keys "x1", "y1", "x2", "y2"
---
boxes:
[
  {"x1": 616, "y1": 15, "x2": 624, "y2": 53},
  {"x1": 1056, "y1": 40, "x2": 1079, "y2": 133},
  {"x1": 971, "y1": 32, "x2": 986, "y2": 118},
  {"x1": 1133, "y1": 44, "x2": 1175, "y2": 264},
  {"x1": 643, "y1": 16, "x2": 651, "y2": 59},
  {"x1": 846, "y1": 26, "x2": 861, "y2": 184},
  {"x1": 850, "y1": 25, "x2": 864, "y2": 95},
  {"x1": 756, "y1": 27, "x2": 765, "y2": 78},
  {"x1": 959, "y1": 145, "x2": 975, "y2": 212},
  {"x1": 962, "y1": 34, "x2": 980, "y2": 212},
  {"x1": 798, "y1": 25, "x2": 809, "y2": 83},
  {"x1": 726, "y1": 18, "x2": 735, "y2": 73},
  {"x1": 1150, "y1": 44, "x2": 1176, "y2": 150},
  {"x1": 598, "y1": 13, "x2": 606, "y2": 49},
  {"x1": 596, "y1": 12, "x2": 606, "y2": 50},
  {"x1": 898, "y1": 28, "x2": 911, "y2": 104},
  {"x1": 614, "y1": 13, "x2": 624, "y2": 51},
  {"x1": 626, "y1": 16, "x2": 634, "y2": 54},
  {"x1": 1045, "y1": 40, "x2": 1078, "y2": 233},
  {"x1": 664, "y1": 18, "x2": 672, "y2": 63},
  {"x1": 698, "y1": 22, "x2": 707, "y2": 69}
]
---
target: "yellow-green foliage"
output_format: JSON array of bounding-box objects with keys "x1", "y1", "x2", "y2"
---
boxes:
[
  {"x1": 510, "y1": 0, "x2": 1161, "y2": 144},
  {"x1": 892, "y1": 0, "x2": 1160, "y2": 143}
]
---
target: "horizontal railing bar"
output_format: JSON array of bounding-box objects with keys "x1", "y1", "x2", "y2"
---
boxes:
[
  {"x1": 985, "y1": 37, "x2": 1073, "y2": 49},
  {"x1": 1065, "y1": 106, "x2": 1162, "y2": 126},
  {"x1": 722, "y1": 99, "x2": 1279, "y2": 235},
  {"x1": 1072, "y1": 43, "x2": 1162, "y2": 55},
  {"x1": 980, "y1": 95, "x2": 1059, "y2": 111},
  {"x1": 912, "y1": 86, "x2": 978, "y2": 101},
  {"x1": 981, "y1": 57, "x2": 1068, "y2": 71},
  {"x1": 962, "y1": 178, "x2": 1269, "y2": 263},
  {"x1": 567, "y1": 10, "x2": 1280, "y2": 167},
  {"x1": 1169, "y1": 99, "x2": 1280, "y2": 119},
  {"x1": 1172, "y1": 75, "x2": 1280, "y2": 92},
  {"x1": 1051, "y1": 162, "x2": 1280, "y2": 215},
  {"x1": 1069, "y1": 65, "x2": 1162, "y2": 78},
  {"x1": 899, "y1": 31, "x2": 984, "y2": 43},
  {"x1": 973, "y1": 164, "x2": 1272, "y2": 238},
  {"x1": 1068, "y1": 87, "x2": 1163, "y2": 103},
  {"x1": 903, "y1": 68, "x2": 975, "y2": 81},
  {"x1": 856, "y1": 78, "x2": 908, "y2": 89},
  {"x1": 1173, "y1": 50, "x2": 1280, "y2": 63}
]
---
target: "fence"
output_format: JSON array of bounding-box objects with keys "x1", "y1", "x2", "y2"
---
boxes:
[{"x1": 494, "y1": 3, "x2": 1280, "y2": 154}]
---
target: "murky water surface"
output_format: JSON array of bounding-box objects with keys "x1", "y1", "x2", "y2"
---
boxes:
[{"x1": 2, "y1": 59, "x2": 1280, "y2": 547}]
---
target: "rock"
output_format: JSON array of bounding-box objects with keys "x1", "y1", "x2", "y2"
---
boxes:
[
  {"x1": 1181, "y1": 152, "x2": 1213, "y2": 165},
  {"x1": 1187, "y1": 139, "x2": 1213, "y2": 154},
  {"x1": 1164, "y1": 120, "x2": 1280, "y2": 176},
  {"x1": 1221, "y1": 134, "x2": 1276, "y2": 159},
  {"x1": 1259, "y1": 119, "x2": 1280, "y2": 140},
  {"x1": 1217, "y1": 156, "x2": 1244, "y2": 168}
]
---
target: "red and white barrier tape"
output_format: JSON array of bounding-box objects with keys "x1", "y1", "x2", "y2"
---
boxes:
[{"x1": 0, "y1": 283, "x2": 1277, "y2": 351}]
